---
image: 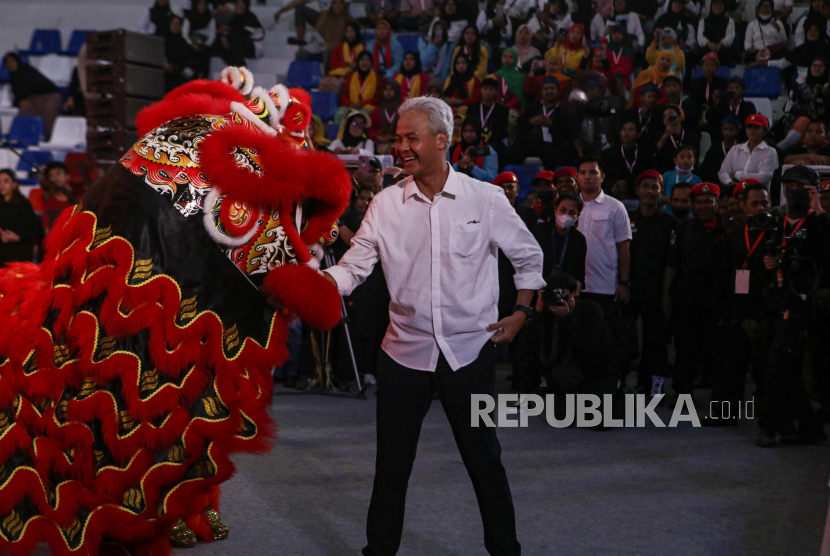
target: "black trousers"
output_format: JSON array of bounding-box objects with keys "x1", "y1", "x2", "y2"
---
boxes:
[
  {"x1": 363, "y1": 344, "x2": 521, "y2": 556},
  {"x1": 628, "y1": 300, "x2": 671, "y2": 381},
  {"x1": 715, "y1": 316, "x2": 769, "y2": 407},
  {"x1": 671, "y1": 299, "x2": 721, "y2": 394}
]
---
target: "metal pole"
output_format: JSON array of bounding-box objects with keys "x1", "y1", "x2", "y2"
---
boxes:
[{"x1": 324, "y1": 247, "x2": 362, "y2": 393}]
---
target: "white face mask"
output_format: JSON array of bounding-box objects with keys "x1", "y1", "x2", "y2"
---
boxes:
[{"x1": 556, "y1": 214, "x2": 576, "y2": 229}]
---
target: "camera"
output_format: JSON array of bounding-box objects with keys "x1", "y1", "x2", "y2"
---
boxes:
[
  {"x1": 747, "y1": 209, "x2": 781, "y2": 231},
  {"x1": 542, "y1": 287, "x2": 566, "y2": 307},
  {"x1": 467, "y1": 145, "x2": 492, "y2": 158}
]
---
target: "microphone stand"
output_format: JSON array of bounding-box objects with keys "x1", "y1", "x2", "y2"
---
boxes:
[{"x1": 1, "y1": 142, "x2": 79, "y2": 203}]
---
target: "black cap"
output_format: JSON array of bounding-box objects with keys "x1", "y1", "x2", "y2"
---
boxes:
[
  {"x1": 481, "y1": 77, "x2": 499, "y2": 88},
  {"x1": 782, "y1": 165, "x2": 819, "y2": 186},
  {"x1": 369, "y1": 157, "x2": 383, "y2": 170}
]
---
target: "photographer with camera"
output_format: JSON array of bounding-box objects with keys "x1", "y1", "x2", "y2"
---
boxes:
[
  {"x1": 756, "y1": 165, "x2": 829, "y2": 446},
  {"x1": 447, "y1": 117, "x2": 499, "y2": 182},
  {"x1": 708, "y1": 182, "x2": 772, "y2": 426},
  {"x1": 662, "y1": 182, "x2": 727, "y2": 404}
]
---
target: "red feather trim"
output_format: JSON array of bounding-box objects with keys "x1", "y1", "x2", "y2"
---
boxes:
[
  {"x1": 134, "y1": 92, "x2": 235, "y2": 137},
  {"x1": 262, "y1": 265, "x2": 342, "y2": 330}
]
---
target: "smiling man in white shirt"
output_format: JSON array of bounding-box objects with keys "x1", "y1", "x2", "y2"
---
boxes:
[{"x1": 324, "y1": 97, "x2": 544, "y2": 556}]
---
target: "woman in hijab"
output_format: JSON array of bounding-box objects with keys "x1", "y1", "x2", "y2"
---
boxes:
[
  {"x1": 451, "y1": 25, "x2": 489, "y2": 80},
  {"x1": 436, "y1": 0, "x2": 469, "y2": 44},
  {"x1": 447, "y1": 118, "x2": 498, "y2": 182},
  {"x1": 3, "y1": 52, "x2": 62, "y2": 137},
  {"x1": 420, "y1": 20, "x2": 453, "y2": 81},
  {"x1": 330, "y1": 110, "x2": 375, "y2": 155},
  {"x1": 443, "y1": 52, "x2": 482, "y2": 107},
  {"x1": 341, "y1": 51, "x2": 381, "y2": 111},
  {"x1": 646, "y1": 27, "x2": 685, "y2": 77},
  {"x1": 629, "y1": 49, "x2": 674, "y2": 107},
  {"x1": 607, "y1": 24, "x2": 634, "y2": 88},
  {"x1": 513, "y1": 24, "x2": 542, "y2": 68},
  {"x1": 695, "y1": 0, "x2": 735, "y2": 67},
  {"x1": 529, "y1": 0, "x2": 569, "y2": 51},
  {"x1": 393, "y1": 52, "x2": 429, "y2": 100},
  {"x1": 654, "y1": 0, "x2": 694, "y2": 49},
  {"x1": 308, "y1": 115, "x2": 332, "y2": 150},
  {"x1": 369, "y1": 79, "x2": 402, "y2": 154},
  {"x1": 225, "y1": 0, "x2": 264, "y2": 59},
  {"x1": 743, "y1": 0, "x2": 788, "y2": 63},
  {"x1": 753, "y1": 22, "x2": 827, "y2": 84},
  {"x1": 0, "y1": 169, "x2": 43, "y2": 265},
  {"x1": 545, "y1": 23, "x2": 589, "y2": 70},
  {"x1": 795, "y1": 0, "x2": 829, "y2": 45},
  {"x1": 495, "y1": 48, "x2": 528, "y2": 109},
  {"x1": 137, "y1": 0, "x2": 176, "y2": 36},
  {"x1": 579, "y1": 44, "x2": 620, "y2": 95},
  {"x1": 329, "y1": 21, "x2": 365, "y2": 76}
]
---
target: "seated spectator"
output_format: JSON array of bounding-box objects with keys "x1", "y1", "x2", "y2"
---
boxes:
[
  {"x1": 452, "y1": 113, "x2": 464, "y2": 144},
  {"x1": 494, "y1": 48, "x2": 527, "y2": 109},
  {"x1": 744, "y1": 0, "x2": 787, "y2": 63},
  {"x1": 222, "y1": 0, "x2": 264, "y2": 60},
  {"x1": 531, "y1": 170, "x2": 558, "y2": 219},
  {"x1": 443, "y1": 53, "x2": 482, "y2": 107},
  {"x1": 340, "y1": 51, "x2": 382, "y2": 114},
  {"x1": 606, "y1": 24, "x2": 635, "y2": 89},
  {"x1": 658, "y1": 75, "x2": 699, "y2": 132},
  {"x1": 164, "y1": 17, "x2": 199, "y2": 91},
  {"x1": 532, "y1": 193, "x2": 588, "y2": 286},
  {"x1": 467, "y1": 77, "x2": 511, "y2": 160},
  {"x1": 773, "y1": 0, "x2": 794, "y2": 22},
  {"x1": 137, "y1": 0, "x2": 177, "y2": 36},
  {"x1": 695, "y1": 0, "x2": 736, "y2": 68},
  {"x1": 654, "y1": 104, "x2": 701, "y2": 171},
  {"x1": 298, "y1": 0, "x2": 354, "y2": 61},
  {"x1": 698, "y1": 116, "x2": 741, "y2": 183},
  {"x1": 646, "y1": 28, "x2": 685, "y2": 78},
  {"x1": 477, "y1": 0, "x2": 514, "y2": 53},
  {"x1": 719, "y1": 114, "x2": 779, "y2": 187},
  {"x1": 330, "y1": 110, "x2": 376, "y2": 155},
  {"x1": 669, "y1": 181, "x2": 692, "y2": 222},
  {"x1": 569, "y1": 0, "x2": 597, "y2": 32},
  {"x1": 628, "y1": 51, "x2": 673, "y2": 108},
  {"x1": 602, "y1": 119, "x2": 655, "y2": 198},
  {"x1": 753, "y1": 25, "x2": 828, "y2": 86},
  {"x1": 782, "y1": 120, "x2": 830, "y2": 165},
  {"x1": 369, "y1": 79, "x2": 402, "y2": 154},
  {"x1": 448, "y1": 118, "x2": 499, "y2": 182},
  {"x1": 451, "y1": 25, "x2": 489, "y2": 80},
  {"x1": 2, "y1": 53, "x2": 62, "y2": 137},
  {"x1": 662, "y1": 144, "x2": 702, "y2": 204},
  {"x1": 420, "y1": 20, "x2": 453, "y2": 81},
  {"x1": 525, "y1": 56, "x2": 571, "y2": 102},
  {"x1": 704, "y1": 76, "x2": 756, "y2": 142},
  {"x1": 0, "y1": 169, "x2": 43, "y2": 265},
  {"x1": 592, "y1": 0, "x2": 645, "y2": 49},
  {"x1": 528, "y1": 0, "x2": 569, "y2": 51},
  {"x1": 554, "y1": 167, "x2": 579, "y2": 193},
  {"x1": 513, "y1": 25, "x2": 543, "y2": 68},
  {"x1": 545, "y1": 24, "x2": 590, "y2": 70},
  {"x1": 366, "y1": 19, "x2": 403, "y2": 77},
  {"x1": 426, "y1": 76, "x2": 444, "y2": 97},
  {"x1": 579, "y1": 44, "x2": 621, "y2": 95},
  {"x1": 37, "y1": 162, "x2": 76, "y2": 233},
  {"x1": 654, "y1": 0, "x2": 696, "y2": 51},
  {"x1": 183, "y1": 0, "x2": 216, "y2": 77},
  {"x1": 275, "y1": 0, "x2": 333, "y2": 46},
  {"x1": 328, "y1": 21, "x2": 365, "y2": 77},
  {"x1": 308, "y1": 114, "x2": 332, "y2": 150},
  {"x1": 398, "y1": 0, "x2": 434, "y2": 31},
  {"x1": 393, "y1": 52, "x2": 429, "y2": 99},
  {"x1": 504, "y1": 76, "x2": 561, "y2": 169},
  {"x1": 334, "y1": 186, "x2": 375, "y2": 261},
  {"x1": 621, "y1": 83, "x2": 661, "y2": 144},
  {"x1": 793, "y1": 0, "x2": 830, "y2": 47},
  {"x1": 687, "y1": 52, "x2": 727, "y2": 110},
  {"x1": 363, "y1": 0, "x2": 401, "y2": 29},
  {"x1": 627, "y1": 0, "x2": 659, "y2": 34},
  {"x1": 433, "y1": 0, "x2": 470, "y2": 45}
]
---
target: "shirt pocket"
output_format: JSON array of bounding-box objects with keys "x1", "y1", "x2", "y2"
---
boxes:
[{"x1": 449, "y1": 223, "x2": 482, "y2": 258}]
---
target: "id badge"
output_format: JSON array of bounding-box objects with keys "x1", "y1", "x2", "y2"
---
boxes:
[
  {"x1": 735, "y1": 270, "x2": 750, "y2": 294},
  {"x1": 542, "y1": 128, "x2": 553, "y2": 143}
]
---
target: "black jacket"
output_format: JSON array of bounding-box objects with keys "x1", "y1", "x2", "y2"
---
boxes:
[
  {"x1": 698, "y1": 140, "x2": 734, "y2": 184},
  {"x1": 467, "y1": 102, "x2": 510, "y2": 147},
  {"x1": 601, "y1": 144, "x2": 655, "y2": 195},
  {"x1": 706, "y1": 99, "x2": 757, "y2": 142},
  {"x1": 667, "y1": 216, "x2": 728, "y2": 305},
  {"x1": 628, "y1": 208, "x2": 677, "y2": 305},
  {"x1": 0, "y1": 197, "x2": 43, "y2": 265},
  {"x1": 532, "y1": 220, "x2": 587, "y2": 288}
]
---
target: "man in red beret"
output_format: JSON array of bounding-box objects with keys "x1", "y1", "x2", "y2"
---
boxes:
[
  {"x1": 726, "y1": 178, "x2": 762, "y2": 231},
  {"x1": 628, "y1": 170, "x2": 677, "y2": 398},
  {"x1": 662, "y1": 182, "x2": 727, "y2": 405},
  {"x1": 531, "y1": 170, "x2": 558, "y2": 220},
  {"x1": 553, "y1": 167, "x2": 579, "y2": 194},
  {"x1": 493, "y1": 172, "x2": 538, "y2": 230}
]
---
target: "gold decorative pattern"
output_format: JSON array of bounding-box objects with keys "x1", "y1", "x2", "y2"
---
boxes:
[
  {"x1": 132, "y1": 259, "x2": 153, "y2": 281},
  {"x1": 54, "y1": 344, "x2": 71, "y2": 366},
  {"x1": 92, "y1": 225, "x2": 112, "y2": 248},
  {"x1": 55, "y1": 400, "x2": 69, "y2": 423},
  {"x1": 202, "y1": 397, "x2": 227, "y2": 418},
  {"x1": 76, "y1": 377, "x2": 97, "y2": 400},
  {"x1": 204, "y1": 508, "x2": 230, "y2": 540},
  {"x1": 169, "y1": 520, "x2": 197, "y2": 548},
  {"x1": 62, "y1": 519, "x2": 82, "y2": 542},
  {"x1": 139, "y1": 369, "x2": 159, "y2": 397},
  {"x1": 122, "y1": 487, "x2": 144, "y2": 511},
  {"x1": 167, "y1": 445, "x2": 185, "y2": 463},
  {"x1": 97, "y1": 336, "x2": 117, "y2": 360},
  {"x1": 224, "y1": 324, "x2": 239, "y2": 351},
  {"x1": 179, "y1": 296, "x2": 198, "y2": 321},
  {"x1": 118, "y1": 409, "x2": 137, "y2": 434},
  {"x1": 1, "y1": 511, "x2": 23, "y2": 538}
]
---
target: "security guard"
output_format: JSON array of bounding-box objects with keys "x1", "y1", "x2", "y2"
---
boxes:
[
  {"x1": 628, "y1": 170, "x2": 677, "y2": 398},
  {"x1": 662, "y1": 182, "x2": 727, "y2": 403},
  {"x1": 708, "y1": 181, "x2": 771, "y2": 426}
]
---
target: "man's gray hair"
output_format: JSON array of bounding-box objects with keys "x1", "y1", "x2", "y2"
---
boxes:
[{"x1": 398, "y1": 97, "x2": 454, "y2": 147}]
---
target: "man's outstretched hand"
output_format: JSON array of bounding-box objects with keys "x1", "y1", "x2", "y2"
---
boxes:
[{"x1": 488, "y1": 312, "x2": 527, "y2": 344}]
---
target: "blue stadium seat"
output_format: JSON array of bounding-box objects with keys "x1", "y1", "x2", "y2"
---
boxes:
[
  {"x1": 6, "y1": 116, "x2": 45, "y2": 147},
  {"x1": 63, "y1": 30, "x2": 93, "y2": 56},
  {"x1": 691, "y1": 65, "x2": 731, "y2": 80},
  {"x1": 15, "y1": 150, "x2": 53, "y2": 173},
  {"x1": 396, "y1": 34, "x2": 420, "y2": 54},
  {"x1": 0, "y1": 54, "x2": 29, "y2": 83},
  {"x1": 311, "y1": 91, "x2": 339, "y2": 122},
  {"x1": 505, "y1": 164, "x2": 541, "y2": 200},
  {"x1": 362, "y1": 30, "x2": 376, "y2": 44},
  {"x1": 285, "y1": 60, "x2": 322, "y2": 90},
  {"x1": 325, "y1": 124, "x2": 339, "y2": 141},
  {"x1": 23, "y1": 29, "x2": 63, "y2": 55},
  {"x1": 744, "y1": 67, "x2": 782, "y2": 99}
]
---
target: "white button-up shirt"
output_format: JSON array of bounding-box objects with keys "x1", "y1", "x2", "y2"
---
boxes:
[
  {"x1": 325, "y1": 165, "x2": 546, "y2": 371},
  {"x1": 577, "y1": 190, "x2": 632, "y2": 295},
  {"x1": 718, "y1": 140, "x2": 779, "y2": 186}
]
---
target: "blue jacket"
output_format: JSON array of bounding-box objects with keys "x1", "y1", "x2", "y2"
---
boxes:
[
  {"x1": 448, "y1": 147, "x2": 499, "y2": 183},
  {"x1": 419, "y1": 38, "x2": 452, "y2": 82},
  {"x1": 365, "y1": 39, "x2": 404, "y2": 76}
]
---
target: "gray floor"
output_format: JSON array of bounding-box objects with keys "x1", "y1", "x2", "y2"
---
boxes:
[{"x1": 187, "y1": 375, "x2": 830, "y2": 556}]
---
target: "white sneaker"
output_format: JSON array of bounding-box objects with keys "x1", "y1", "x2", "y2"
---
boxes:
[
  {"x1": 510, "y1": 393, "x2": 532, "y2": 408},
  {"x1": 539, "y1": 377, "x2": 548, "y2": 388},
  {"x1": 364, "y1": 374, "x2": 377, "y2": 385}
]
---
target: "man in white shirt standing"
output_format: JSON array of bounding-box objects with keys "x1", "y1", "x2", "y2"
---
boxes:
[
  {"x1": 575, "y1": 155, "x2": 632, "y2": 321},
  {"x1": 324, "y1": 97, "x2": 544, "y2": 556}
]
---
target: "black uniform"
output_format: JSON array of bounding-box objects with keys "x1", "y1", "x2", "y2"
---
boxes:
[
  {"x1": 656, "y1": 100, "x2": 702, "y2": 134},
  {"x1": 654, "y1": 130, "x2": 702, "y2": 174},
  {"x1": 628, "y1": 207, "x2": 677, "y2": 383},
  {"x1": 666, "y1": 216, "x2": 728, "y2": 394},
  {"x1": 705, "y1": 99, "x2": 757, "y2": 142},
  {"x1": 686, "y1": 75, "x2": 728, "y2": 108},
  {"x1": 601, "y1": 145, "x2": 656, "y2": 196},
  {"x1": 504, "y1": 101, "x2": 561, "y2": 170},
  {"x1": 621, "y1": 107, "x2": 662, "y2": 147},
  {"x1": 698, "y1": 140, "x2": 734, "y2": 184},
  {"x1": 467, "y1": 101, "x2": 511, "y2": 164}
]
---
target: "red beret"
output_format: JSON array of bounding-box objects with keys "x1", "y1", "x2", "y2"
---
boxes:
[
  {"x1": 745, "y1": 113, "x2": 769, "y2": 128},
  {"x1": 493, "y1": 172, "x2": 519, "y2": 186},
  {"x1": 701, "y1": 52, "x2": 719, "y2": 65},
  {"x1": 819, "y1": 179, "x2": 830, "y2": 192},
  {"x1": 533, "y1": 170, "x2": 557, "y2": 183},
  {"x1": 553, "y1": 167, "x2": 577, "y2": 180},
  {"x1": 690, "y1": 182, "x2": 720, "y2": 198},
  {"x1": 635, "y1": 170, "x2": 664, "y2": 187},
  {"x1": 733, "y1": 178, "x2": 761, "y2": 199}
]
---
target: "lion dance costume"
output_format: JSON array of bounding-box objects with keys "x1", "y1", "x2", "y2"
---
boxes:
[{"x1": 0, "y1": 68, "x2": 351, "y2": 555}]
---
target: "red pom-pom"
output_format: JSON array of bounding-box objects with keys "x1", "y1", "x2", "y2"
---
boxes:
[
  {"x1": 218, "y1": 197, "x2": 259, "y2": 237},
  {"x1": 262, "y1": 265, "x2": 342, "y2": 330}
]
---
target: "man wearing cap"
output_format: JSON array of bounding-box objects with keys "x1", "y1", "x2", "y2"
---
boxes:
[
  {"x1": 663, "y1": 182, "x2": 727, "y2": 402},
  {"x1": 706, "y1": 77, "x2": 757, "y2": 143},
  {"x1": 628, "y1": 170, "x2": 677, "y2": 397},
  {"x1": 757, "y1": 165, "x2": 829, "y2": 446},
  {"x1": 553, "y1": 167, "x2": 579, "y2": 194},
  {"x1": 468, "y1": 77, "x2": 511, "y2": 164},
  {"x1": 505, "y1": 76, "x2": 561, "y2": 169},
  {"x1": 710, "y1": 181, "x2": 772, "y2": 426},
  {"x1": 718, "y1": 113, "x2": 778, "y2": 188},
  {"x1": 688, "y1": 51, "x2": 728, "y2": 109},
  {"x1": 494, "y1": 171, "x2": 538, "y2": 230}
]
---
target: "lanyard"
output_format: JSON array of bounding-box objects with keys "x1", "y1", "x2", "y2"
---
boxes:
[
  {"x1": 384, "y1": 108, "x2": 396, "y2": 124},
  {"x1": 543, "y1": 104, "x2": 555, "y2": 118},
  {"x1": 622, "y1": 146, "x2": 637, "y2": 174},
  {"x1": 782, "y1": 211, "x2": 812, "y2": 246},
  {"x1": 670, "y1": 130, "x2": 684, "y2": 150},
  {"x1": 705, "y1": 81, "x2": 709, "y2": 101},
  {"x1": 480, "y1": 102, "x2": 496, "y2": 129},
  {"x1": 610, "y1": 48, "x2": 622, "y2": 67},
  {"x1": 403, "y1": 75, "x2": 416, "y2": 94},
  {"x1": 639, "y1": 110, "x2": 651, "y2": 127},
  {"x1": 730, "y1": 100, "x2": 741, "y2": 115},
  {"x1": 722, "y1": 142, "x2": 729, "y2": 157},
  {"x1": 552, "y1": 228, "x2": 570, "y2": 267},
  {"x1": 743, "y1": 225, "x2": 765, "y2": 268},
  {"x1": 501, "y1": 78, "x2": 509, "y2": 96}
]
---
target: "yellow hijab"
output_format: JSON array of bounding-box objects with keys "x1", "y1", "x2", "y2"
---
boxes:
[{"x1": 348, "y1": 70, "x2": 378, "y2": 107}]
